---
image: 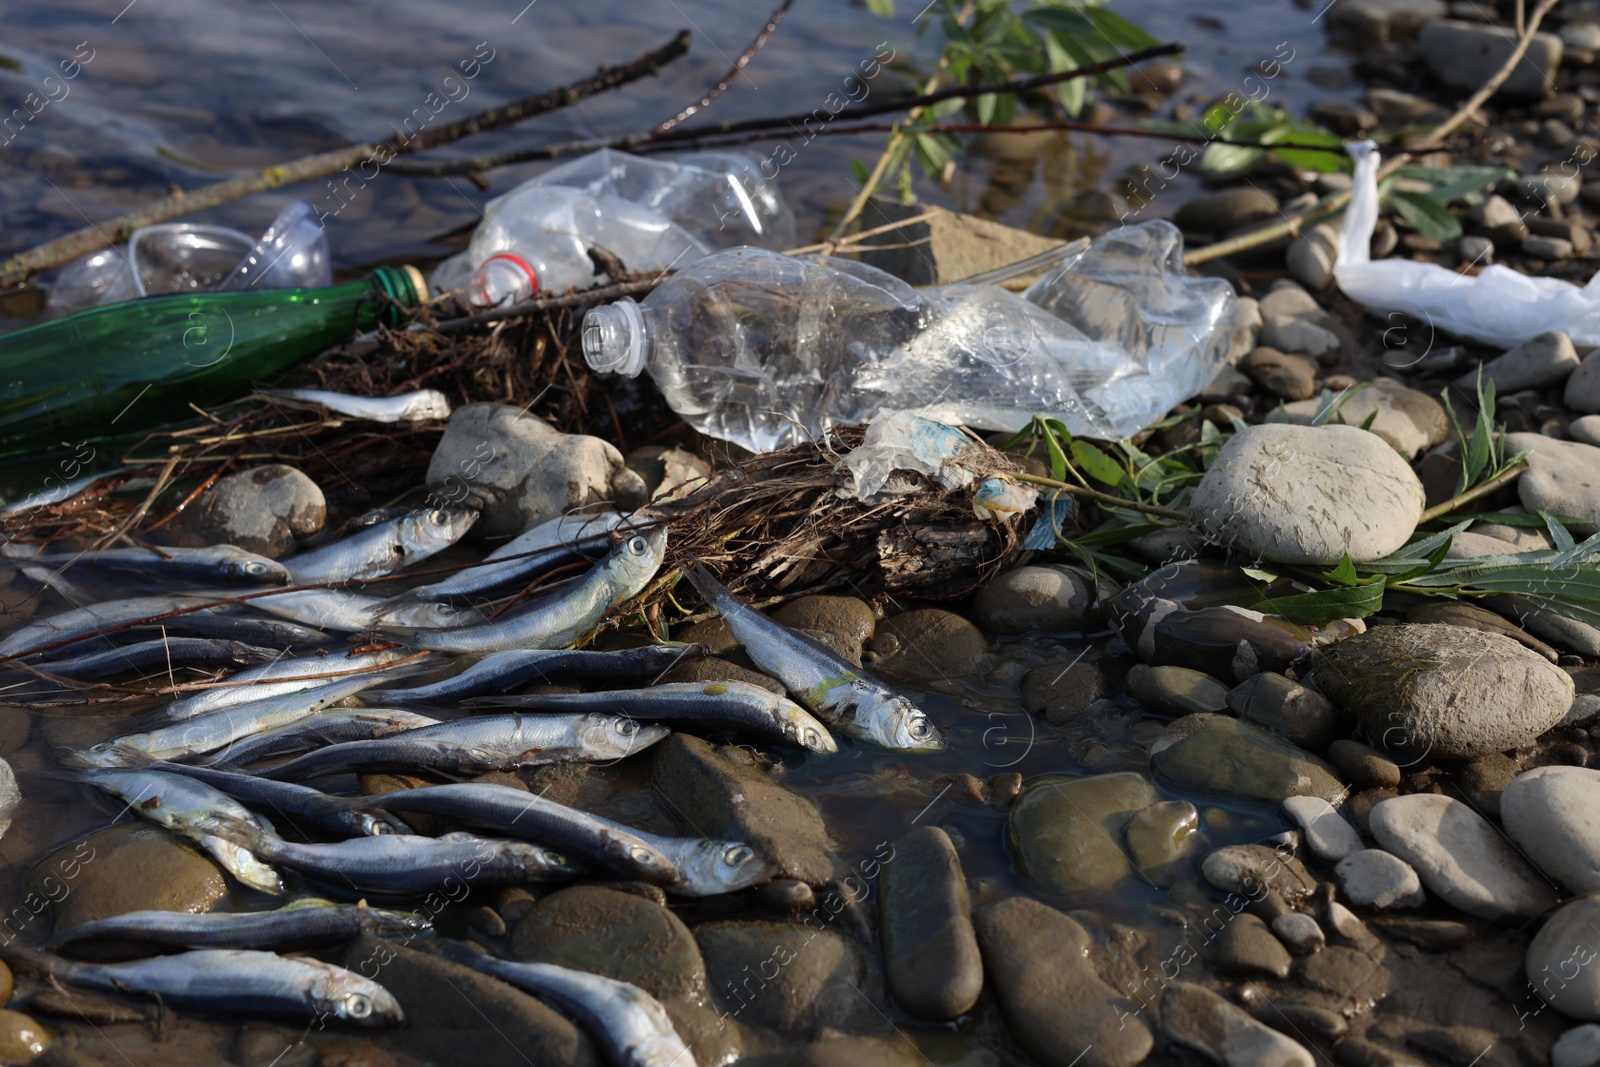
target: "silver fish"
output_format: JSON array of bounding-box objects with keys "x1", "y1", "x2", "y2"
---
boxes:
[
  {"x1": 5, "y1": 544, "x2": 291, "y2": 587},
  {"x1": 164, "y1": 647, "x2": 424, "y2": 720},
  {"x1": 253, "y1": 831, "x2": 576, "y2": 896},
  {"x1": 646, "y1": 836, "x2": 776, "y2": 898},
  {"x1": 469, "y1": 680, "x2": 837, "y2": 753},
  {"x1": 28, "y1": 637, "x2": 279, "y2": 682},
  {"x1": 151, "y1": 760, "x2": 408, "y2": 838},
  {"x1": 361, "y1": 782, "x2": 678, "y2": 884},
  {"x1": 259, "y1": 387, "x2": 453, "y2": 423},
  {"x1": 82, "y1": 768, "x2": 282, "y2": 894},
  {"x1": 284, "y1": 506, "x2": 479, "y2": 585},
  {"x1": 257, "y1": 713, "x2": 668, "y2": 781},
  {"x1": 0, "y1": 593, "x2": 224, "y2": 659},
  {"x1": 2, "y1": 946, "x2": 402, "y2": 1026},
  {"x1": 204, "y1": 707, "x2": 441, "y2": 766},
  {"x1": 681, "y1": 564, "x2": 944, "y2": 752},
  {"x1": 384, "y1": 526, "x2": 666, "y2": 654},
  {"x1": 54, "y1": 898, "x2": 430, "y2": 951},
  {"x1": 450, "y1": 952, "x2": 696, "y2": 1067},
  {"x1": 374, "y1": 643, "x2": 709, "y2": 704},
  {"x1": 81, "y1": 672, "x2": 387, "y2": 767},
  {"x1": 252, "y1": 588, "x2": 480, "y2": 633},
  {"x1": 393, "y1": 509, "x2": 624, "y2": 605}
]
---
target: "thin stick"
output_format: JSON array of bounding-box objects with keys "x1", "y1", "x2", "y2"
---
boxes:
[
  {"x1": 1012, "y1": 472, "x2": 1188, "y2": 522},
  {"x1": 433, "y1": 278, "x2": 661, "y2": 335},
  {"x1": 0, "y1": 32, "x2": 693, "y2": 288},
  {"x1": 1411, "y1": 0, "x2": 1560, "y2": 152},
  {"x1": 782, "y1": 209, "x2": 941, "y2": 254},
  {"x1": 386, "y1": 43, "x2": 1185, "y2": 178},
  {"x1": 1418, "y1": 460, "x2": 1528, "y2": 523},
  {"x1": 1185, "y1": 0, "x2": 1558, "y2": 266},
  {"x1": 652, "y1": 0, "x2": 797, "y2": 135}
]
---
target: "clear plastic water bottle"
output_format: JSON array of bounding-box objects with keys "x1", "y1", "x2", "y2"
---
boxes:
[
  {"x1": 434, "y1": 149, "x2": 795, "y2": 309},
  {"x1": 580, "y1": 221, "x2": 1236, "y2": 451}
]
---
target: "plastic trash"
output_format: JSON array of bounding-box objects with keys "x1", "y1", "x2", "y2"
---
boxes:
[
  {"x1": 841, "y1": 411, "x2": 1039, "y2": 518},
  {"x1": 580, "y1": 221, "x2": 1235, "y2": 453},
  {"x1": 220, "y1": 199, "x2": 332, "y2": 291},
  {"x1": 45, "y1": 200, "x2": 331, "y2": 317},
  {"x1": 431, "y1": 149, "x2": 795, "y2": 308},
  {"x1": 1336, "y1": 141, "x2": 1600, "y2": 347}
]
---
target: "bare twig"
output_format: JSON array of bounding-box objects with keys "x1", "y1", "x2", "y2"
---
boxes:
[
  {"x1": 0, "y1": 32, "x2": 693, "y2": 288},
  {"x1": 652, "y1": 0, "x2": 798, "y2": 135},
  {"x1": 386, "y1": 43, "x2": 1185, "y2": 178},
  {"x1": 1411, "y1": 0, "x2": 1560, "y2": 152}
]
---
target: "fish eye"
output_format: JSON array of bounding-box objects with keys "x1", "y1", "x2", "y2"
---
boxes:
[
  {"x1": 799, "y1": 727, "x2": 820, "y2": 748},
  {"x1": 543, "y1": 850, "x2": 567, "y2": 867},
  {"x1": 343, "y1": 993, "x2": 372, "y2": 1019},
  {"x1": 724, "y1": 844, "x2": 755, "y2": 867},
  {"x1": 615, "y1": 719, "x2": 639, "y2": 737},
  {"x1": 627, "y1": 535, "x2": 648, "y2": 554},
  {"x1": 244, "y1": 561, "x2": 270, "y2": 575},
  {"x1": 907, "y1": 718, "x2": 932, "y2": 740},
  {"x1": 628, "y1": 845, "x2": 656, "y2": 864},
  {"x1": 428, "y1": 509, "x2": 450, "y2": 525}
]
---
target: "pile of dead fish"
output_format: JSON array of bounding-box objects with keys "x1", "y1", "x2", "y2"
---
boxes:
[{"x1": 0, "y1": 498, "x2": 946, "y2": 1062}]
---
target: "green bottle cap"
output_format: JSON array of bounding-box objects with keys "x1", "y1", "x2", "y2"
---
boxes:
[{"x1": 370, "y1": 265, "x2": 429, "y2": 326}]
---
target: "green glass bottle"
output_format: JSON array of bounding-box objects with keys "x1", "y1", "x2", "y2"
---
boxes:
[{"x1": 0, "y1": 265, "x2": 426, "y2": 455}]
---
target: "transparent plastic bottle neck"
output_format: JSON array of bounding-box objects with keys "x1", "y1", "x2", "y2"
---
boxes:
[
  {"x1": 469, "y1": 253, "x2": 539, "y2": 309},
  {"x1": 582, "y1": 297, "x2": 650, "y2": 377}
]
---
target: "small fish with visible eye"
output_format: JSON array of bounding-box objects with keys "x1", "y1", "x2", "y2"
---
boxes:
[
  {"x1": 254, "y1": 712, "x2": 668, "y2": 780},
  {"x1": 680, "y1": 564, "x2": 945, "y2": 752},
  {"x1": 144, "y1": 757, "x2": 408, "y2": 837},
  {"x1": 0, "y1": 543, "x2": 291, "y2": 587},
  {"x1": 374, "y1": 643, "x2": 709, "y2": 704},
  {"x1": 282, "y1": 506, "x2": 478, "y2": 585},
  {"x1": 467, "y1": 680, "x2": 837, "y2": 753},
  {"x1": 201, "y1": 706, "x2": 441, "y2": 766},
  {"x1": 52, "y1": 898, "x2": 430, "y2": 952},
  {"x1": 258, "y1": 387, "x2": 453, "y2": 423},
  {"x1": 0, "y1": 946, "x2": 403, "y2": 1026},
  {"x1": 392, "y1": 508, "x2": 625, "y2": 605},
  {"x1": 25, "y1": 637, "x2": 279, "y2": 682},
  {"x1": 381, "y1": 525, "x2": 666, "y2": 654},
  {"x1": 251, "y1": 831, "x2": 578, "y2": 896}
]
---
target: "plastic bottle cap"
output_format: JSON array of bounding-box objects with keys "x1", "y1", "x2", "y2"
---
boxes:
[
  {"x1": 471, "y1": 254, "x2": 539, "y2": 309},
  {"x1": 402, "y1": 265, "x2": 429, "y2": 304},
  {"x1": 582, "y1": 298, "x2": 648, "y2": 377}
]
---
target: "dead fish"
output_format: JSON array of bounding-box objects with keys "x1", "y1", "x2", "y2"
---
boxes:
[
  {"x1": 1, "y1": 543, "x2": 291, "y2": 587},
  {"x1": 283, "y1": 507, "x2": 478, "y2": 585},
  {"x1": 392, "y1": 508, "x2": 624, "y2": 605},
  {"x1": 252, "y1": 831, "x2": 577, "y2": 897},
  {"x1": 373, "y1": 643, "x2": 708, "y2": 704},
  {"x1": 53, "y1": 898, "x2": 429, "y2": 951},
  {"x1": 259, "y1": 387, "x2": 452, "y2": 423}
]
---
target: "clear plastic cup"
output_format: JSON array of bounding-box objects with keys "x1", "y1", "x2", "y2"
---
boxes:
[{"x1": 128, "y1": 224, "x2": 255, "y2": 296}]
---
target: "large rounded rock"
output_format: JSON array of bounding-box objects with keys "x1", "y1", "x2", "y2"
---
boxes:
[
  {"x1": 1313, "y1": 624, "x2": 1575, "y2": 759},
  {"x1": 31, "y1": 824, "x2": 226, "y2": 931},
  {"x1": 340, "y1": 937, "x2": 596, "y2": 1067},
  {"x1": 1420, "y1": 19, "x2": 1563, "y2": 99},
  {"x1": 1007, "y1": 772, "x2": 1158, "y2": 896},
  {"x1": 1502, "y1": 766, "x2": 1600, "y2": 895},
  {"x1": 178, "y1": 464, "x2": 325, "y2": 557},
  {"x1": 1189, "y1": 423, "x2": 1424, "y2": 564},
  {"x1": 1174, "y1": 188, "x2": 1281, "y2": 239},
  {"x1": 973, "y1": 896, "x2": 1154, "y2": 1067},
  {"x1": 1508, "y1": 433, "x2": 1600, "y2": 533},
  {"x1": 1528, "y1": 897, "x2": 1600, "y2": 1020},
  {"x1": 1150, "y1": 714, "x2": 1344, "y2": 805},
  {"x1": 1161, "y1": 981, "x2": 1314, "y2": 1067},
  {"x1": 1227, "y1": 672, "x2": 1339, "y2": 752},
  {"x1": 972, "y1": 565, "x2": 1096, "y2": 634},
  {"x1": 879, "y1": 826, "x2": 981, "y2": 1021},
  {"x1": 1266, "y1": 378, "x2": 1449, "y2": 459},
  {"x1": 697, "y1": 921, "x2": 868, "y2": 1036},
  {"x1": 1370, "y1": 794, "x2": 1558, "y2": 922},
  {"x1": 866, "y1": 609, "x2": 986, "y2": 679},
  {"x1": 509, "y1": 885, "x2": 706, "y2": 1001},
  {"x1": 425, "y1": 403, "x2": 648, "y2": 540}
]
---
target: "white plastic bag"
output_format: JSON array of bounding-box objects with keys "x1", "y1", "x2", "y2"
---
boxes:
[{"x1": 1336, "y1": 141, "x2": 1600, "y2": 348}]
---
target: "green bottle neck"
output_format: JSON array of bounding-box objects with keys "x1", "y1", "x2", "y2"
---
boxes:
[{"x1": 360, "y1": 264, "x2": 428, "y2": 329}]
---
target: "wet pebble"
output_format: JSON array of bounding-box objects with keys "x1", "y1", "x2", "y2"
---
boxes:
[
  {"x1": 1335, "y1": 849, "x2": 1426, "y2": 909},
  {"x1": 1527, "y1": 896, "x2": 1600, "y2": 1019},
  {"x1": 1240, "y1": 346, "x2": 1318, "y2": 400},
  {"x1": 1282, "y1": 796, "x2": 1362, "y2": 864},
  {"x1": 1161, "y1": 981, "x2": 1313, "y2": 1067},
  {"x1": 1190, "y1": 424, "x2": 1424, "y2": 565},
  {"x1": 1370, "y1": 794, "x2": 1557, "y2": 922},
  {"x1": 510, "y1": 885, "x2": 706, "y2": 1001},
  {"x1": 698, "y1": 921, "x2": 868, "y2": 1036},
  {"x1": 1314, "y1": 624, "x2": 1574, "y2": 759},
  {"x1": 1007, "y1": 772, "x2": 1156, "y2": 895},
  {"x1": 1127, "y1": 663, "x2": 1228, "y2": 716},
  {"x1": 1272, "y1": 912, "x2": 1325, "y2": 955},
  {"x1": 1554, "y1": 1025, "x2": 1600, "y2": 1067},
  {"x1": 650, "y1": 734, "x2": 834, "y2": 884},
  {"x1": 1020, "y1": 659, "x2": 1105, "y2": 723},
  {"x1": 178, "y1": 464, "x2": 325, "y2": 557},
  {"x1": 1152, "y1": 714, "x2": 1345, "y2": 806},
  {"x1": 1201, "y1": 844, "x2": 1317, "y2": 905},
  {"x1": 973, "y1": 896, "x2": 1154, "y2": 1067},
  {"x1": 1501, "y1": 765, "x2": 1600, "y2": 894},
  {"x1": 972, "y1": 564, "x2": 1096, "y2": 634},
  {"x1": 1228, "y1": 672, "x2": 1339, "y2": 751},
  {"x1": 773, "y1": 596, "x2": 875, "y2": 656},
  {"x1": 0, "y1": 1010, "x2": 48, "y2": 1065},
  {"x1": 1329, "y1": 739, "x2": 1402, "y2": 789},
  {"x1": 32, "y1": 824, "x2": 225, "y2": 929},
  {"x1": 1123, "y1": 799, "x2": 1199, "y2": 887},
  {"x1": 878, "y1": 826, "x2": 981, "y2": 1021},
  {"x1": 865, "y1": 608, "x2": 985, "y2": 679},
  {"x1": 1215, "y1": 913, "x2": 1292, "y2": 979}
]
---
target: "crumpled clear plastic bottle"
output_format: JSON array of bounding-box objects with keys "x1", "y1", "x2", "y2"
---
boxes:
[
  {"x1": 431, "y1": 149, "x2": 795, "y2": 308},
  {"x1": 581, "y1": 220, "x2": 1236, "y2": 451}
]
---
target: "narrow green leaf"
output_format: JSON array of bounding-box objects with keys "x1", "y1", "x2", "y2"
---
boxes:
[
  {"x1": 1071, "y1": 440, "x2": 1126, "y2": 487},
  {"x1": 1388, "y1": 189, "x2": 1463, "y2": 243},
  {"x1": 1321, "y1": 554, "x2": 1359, "y2": 586},
  {"x1": 1041, "y1": 424, "x2": 1069, "y2": 483},
  {"x1": 1257, "y1": 580, "x2": 1387, "y2": 624},
  {"x1": 1200, "y1": 142, "x2": 1267, "y2": 179}
]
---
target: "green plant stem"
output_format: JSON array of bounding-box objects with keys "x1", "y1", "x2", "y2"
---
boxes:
[
  {"x1": 1013, "y1": 472, "x2": 1188, "y2": 521},
  {"x1": 1418, "y1": 460, "x2": 1528, "y2": 524}
]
